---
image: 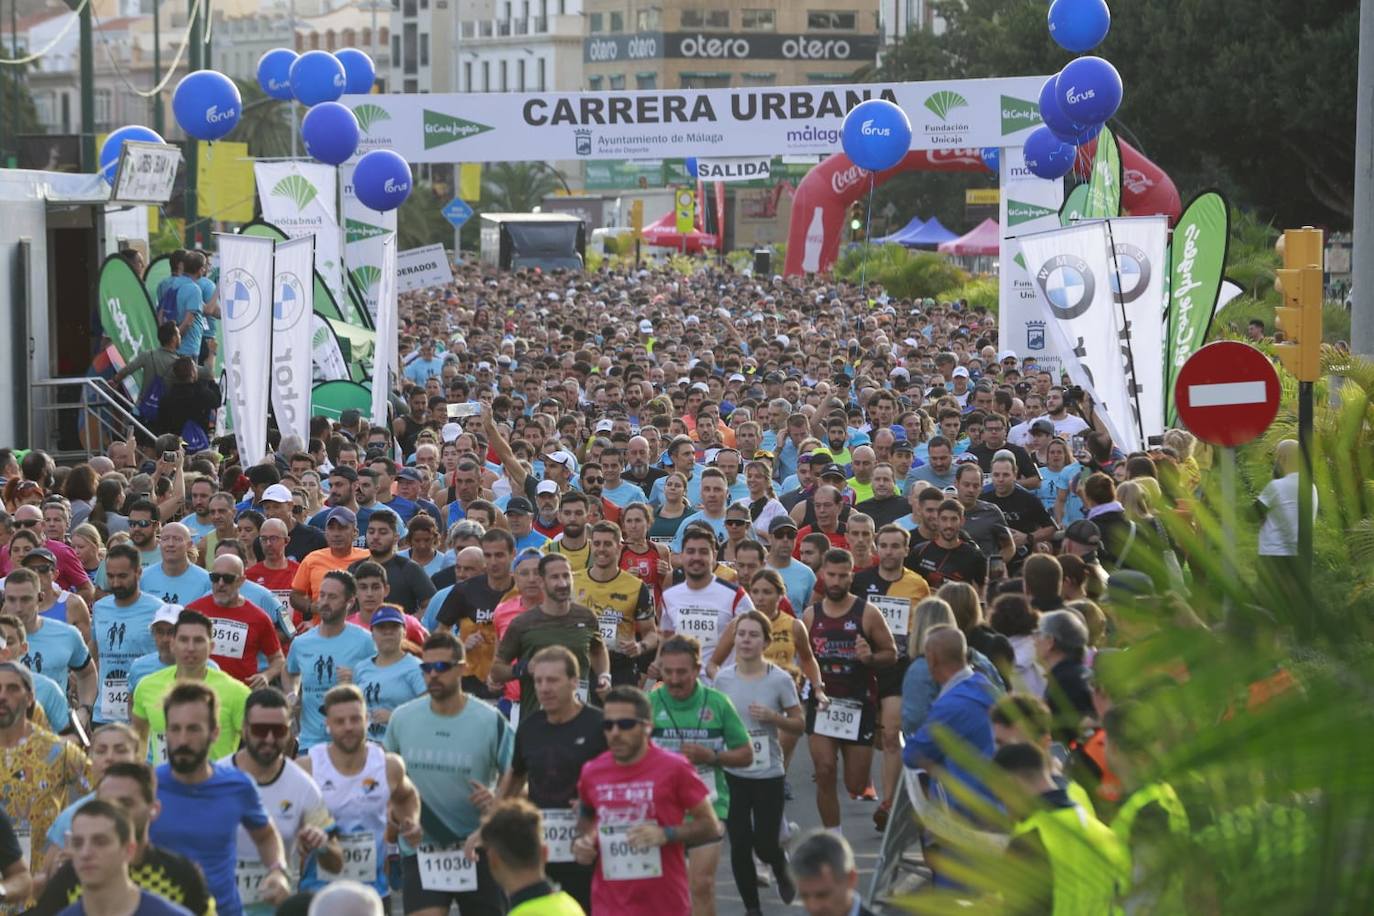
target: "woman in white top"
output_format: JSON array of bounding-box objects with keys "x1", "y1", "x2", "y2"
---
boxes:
[{"x1": 744, "y1": 460, "x2": 788, "y2": 540}]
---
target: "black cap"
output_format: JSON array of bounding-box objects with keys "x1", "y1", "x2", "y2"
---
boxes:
[
  {"x1": 1053, "y1": 519, "x2": 1102, "y2": 547},
  {"x1": 505, "y1": 496, "x2": 533, "y2": 516}
]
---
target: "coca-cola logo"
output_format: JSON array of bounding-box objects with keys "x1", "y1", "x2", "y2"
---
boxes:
[
  {"x1": 1122, "y1": 167, "x2": 1154, "y2": 195},
  {"x1": 831, "y1": 164, "x2": 867, "y2": 195},
  {"x1": 927, "y1": 148, "x2": 984, "y2": 167}
]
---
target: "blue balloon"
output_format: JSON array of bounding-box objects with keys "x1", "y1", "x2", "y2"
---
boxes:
[
  {"x1": 256, "y1": 49, "x2": 296, "y2": 101},
  {"x1": 1048, "y1": 0, "x2": 1111, "y2": 53},
  {"x1": 1023, "y1": 126, "x2": 1076, "y2": 180},
  {"x1": 1038, "y1": 75, "x2": 1085, "y2": 143},
  {"x1": 840, "y1": 99, "x2": 912, "y2": 172},
  {"x1": 1073, "y1": 123, "x2": 1104, "y2": 146},
  {"x1": 353, "y1": 149, "x2": 412, "y2": 211},
  {"x1": 290, "y1": 50, "x2": 346, "y2": 107},
  {"x1": 1056, "y1": 56, "x2": 1122, "y2": 126},
  {"x1": 98, "y1": 125, "x2": 163, "y2": 184},
  {"x1": 172, "y1": 70, "x2": 241, "y2": 141},
  {"x1": 302, "y1": 102, "x2": 359, "y2": 166},
  {"x1": 335, "y1": 49, "x2": 376, "y2": 95},
  {"x1": 979, "y1": 147, "x2": 1000, "y2": 175}
]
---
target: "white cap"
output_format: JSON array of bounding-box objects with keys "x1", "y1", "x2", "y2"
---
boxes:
[
  {"x1": 477, "y1": 361, "x2": 492, "y2": 370},
  {"x1": 952, "y1": 366, "x2": 970, "y2": 378},
  {"x1": 728, "y1": 373, "x2": 745, "y2": 382},
  {"x1": 546, "y1": 450, "x2": 575, "y2": 469},
  {"x1": 151, "y1": 603, "x2": 183, "y2": 629},
  {"x1": 639, "y1": 319, "x2": 654, "y2": 333},
  {"x1": 890, "y1": 367, "x2": 910, "y2": 379},
  {"x1": 690, "y1": 382, "x2": 709, "y2": 393},
  {"x1": 903, "y1": 337, "x2": 919, "y2": 347},
  {"x1": 776, "y1": 334, "x2": 790, "y2": 348},
  {"x1": 594, "y1": 419, "x2": 614, "y2": 432},
  {"x1": 441, "y1": 422, "x2": 463, "y2": 442},
  {"x1": 997, "y1": 349, "x2": 1017, "y2": 363},
  {"x1": 261, "y1": 484, "x2": 293, "y2": 503},
  {"x1": 536, "y1": 480, "x2": 560, "y2": 495}
]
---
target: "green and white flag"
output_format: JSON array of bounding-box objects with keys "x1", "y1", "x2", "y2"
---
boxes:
[
  {"x1": 1083, "y1": 126, "x2": 1121, "y2": 219},
  {"x1": 1060, "y1": 183, "x2": 1090, "y2": 226},
  {"x1": 1164, "y1": 191, "x2": 1230, "y2": 426},
  {"x1": 254, "y1": 162, "x2": 347, "y2": 324},
  {"x1": 97, "y1": 254, "x2": 160, "y2": 394}
]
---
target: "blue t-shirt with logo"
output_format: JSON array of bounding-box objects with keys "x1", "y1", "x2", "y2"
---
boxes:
[
  {"x1": 91, "y1": 592, "x2": 162, "y2": 723},
  {"x1": 287, "y1": 624, "x2": 376, "y2": 749},
  {"x1": 140, "y1": 562, "x2": 212, "y2": 606},
  {"x1": 354, "y1": 654, "x2": 427, "y2": 740},
  {"x1": 22, "y1": 617, "x2": 90, "y2": 681}
]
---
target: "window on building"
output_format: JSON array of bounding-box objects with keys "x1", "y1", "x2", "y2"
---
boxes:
[
  {"x1": 420, "y1": 0, "x2": 428, "y2": 8},
  {"x1": 609, "y1": 11, "x2": 623, "y2": 31},
  {"x1": 518, "y1": 58, "x2": 526, "y2": 90},
  {"x1": 807, "y1": 10, "x2": 857, "y2": 30},
  {"x1": 681, "y1": 9, "x2": 729, "y2": 28},
  {"x1": 588, "y1": 75, "x2": 603, "y2": 90},
  {"x1": 635, "y1": 8, "x2": 659, "y2": 30},
  {"x1": 609, "y1": 74, "x2": 625, "y2": 90},
  {"x1": 588, "y1": 11, "x2": 602, "y2": 32},
  {"x1": 741, "y1": 9, "x2": 774, "y2": 30},
  {"x1": 392, "y1": 34, "x2": 401, "y2": 62},
  {"x1": 404, "y1": 78, "x2": 418, "y2": 92},
  {"x1": 538, "y1": 57, "x2": 546, "y2": 90},
  {"x1": 403, "y1": 23, "x2": 417, "y2": 72},
  {"x1": 500, "y1": 60, "x2": 508, "y2": 91},
  {"x1": 403, "y1": 0, "x2": 416, "y2": 15},
  {"x1": 464, "y1": 60, "x2": 473, "y2": 91},
  {"x1": 420, "y1": 33, "x2": 429, "y2": 66},
  {"x1": 679, "y1": 71, "x2": 731, "y2": 88},
  {"x1": 483, "y1": 60, "x2": 491, "y2": 91},
  {"x1": 635, "y1": 72, "x2": 657, "y2": 90},
  {"x1": 741, "y1": 72, "x2": 775, "y2": 86}
]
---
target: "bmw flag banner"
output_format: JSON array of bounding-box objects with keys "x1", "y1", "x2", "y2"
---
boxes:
[
  {"x1": 271, "y1": 236, "x2": 315, "y2": 445},
  {"x1": 370, "y1": 234, "x2": 399, "y2": 428},
  {"x1": 1017, "y1": 220, "x2": 1141, "y2": 452},
  {"x1": 1103, "y1": 216, "x2": 1168, "y2": 444},
  {"x1": 217, "y1": 233, "x2": 276, "y2": 464}
]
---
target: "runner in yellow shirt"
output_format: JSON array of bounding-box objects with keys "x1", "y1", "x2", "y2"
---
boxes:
[{"x1": 573, "y1": 522, "x2": 658, "y2": 686}]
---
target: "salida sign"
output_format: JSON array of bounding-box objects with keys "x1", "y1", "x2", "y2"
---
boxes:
[{"x1": 694, "y1": 156, "x2": 771, "y2": 182}]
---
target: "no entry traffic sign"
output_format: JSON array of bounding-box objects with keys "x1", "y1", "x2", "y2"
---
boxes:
[{"x1": 1174, "y1": 341, "x2": 1281, "y2": 447}]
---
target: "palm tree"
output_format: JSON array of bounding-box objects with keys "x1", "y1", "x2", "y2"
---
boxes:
[
  {"x1": 227, "y1": 79, "x2": 295, "y2": 159},
  {"x1": 480, "y1": 162, "x2": 563, "y2": 213},
  {"x1": 397, "y1": 182, "x2": 454, "y2": 249}
]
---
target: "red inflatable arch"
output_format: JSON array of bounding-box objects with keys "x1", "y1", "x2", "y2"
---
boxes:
[{"x1": 782, "y1": 138, "x2": 1182, "y2": 276}]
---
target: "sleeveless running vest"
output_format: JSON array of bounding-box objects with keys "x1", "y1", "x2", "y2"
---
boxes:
[
  {"x1": 808, "y1": 596, "x2": 872, "y2": 701},
  {"x1": 304, "y1": 743, "x2": 391, "y2": 897},
  {"x1": 39, "y1": 591, "x2": 70, "y2": 624}
]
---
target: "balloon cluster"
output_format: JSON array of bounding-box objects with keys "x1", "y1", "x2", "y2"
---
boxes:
[{"x1": 1023, "y1": 0, "x2": 1122, "y2": 180}]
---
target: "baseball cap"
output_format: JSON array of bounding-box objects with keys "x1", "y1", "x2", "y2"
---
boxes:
[
  {"x1": 330, "y1": 465, "x2": 359, "y2": 482},
  {"x1": 594, "y1": 419, "x2": 614, "y2": 433},
  {"x1": 890, "y1": 367, "x2": 910, "y2": 380},
  {"x1": 536, "y1": 480, "x2": 560, "y2": 496},
  {"x1": 441, "y1": 422, "x2": 463, "y2": 443},
  {"x1": 997, "y1": 350, "x2": 1017, "y2": 363},
  {"x1": 952, "y1": 366, "x2": 970, "y2": 379},
  {"x1": 370, "y1": 606, "x2": 406, "y2": 627},
  {"x1": 820, "y1": 465, "x2": 848, "y2": 482},
  {"x1": 505, "y1": 496, "x2": 534, "y2": 515},
  {"x1": 150, "y1": 603, "x2": 184, "y2": 630},
  {"x1": 1054, "y1": 519, "x2": 1102, "y2": 547},
  {"x1": 261, "y1": 483, "x2": 293, "y2": 503},
  {"x1": 1030, "y1": 419, "x2": 1055, "y2": 436},
  {"x1": 21, "y1": 547, "x2": 57, "y2": 567},
  {"x1": 325, "y1": 506, "x2": 358, "y2": 527},
  {"x1": 893, "y1": 441, "x2": 914, "y2": 454},
  {"x1": 639, "y1": 319, "x2": 654, "y2": 333},
  {"x1": 546, "y1": 450, "x2": 575, "y2": 469},
  {"x1": 768, "y1": 515, "x2": 798, "y2": 535},
  {"x1": 397, "y1": 468, "x2": 423, "y2": 483}
]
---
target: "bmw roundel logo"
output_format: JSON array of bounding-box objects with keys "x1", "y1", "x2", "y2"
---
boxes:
[
  {"x1": 1110, "y1": 243, "x2": 1150, "y2": 305},
  {"x1": 274, "y1": 272, "x2": 308, "y2": 331},
  {"x1": 222, "y1": 268, "x2": 262, "y2": 331},
  {"x1": 1036, "y1": 255, "x2": 1096, "y2": 320}
]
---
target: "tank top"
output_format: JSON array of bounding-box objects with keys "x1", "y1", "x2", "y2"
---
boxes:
[
  {"x1": 303, "y1": 742, "x2": 390, "y2": 897},
  {"x1": 762, "y1": 611, "x2": 800, "y2": 683},
  {"x1": 620, "y1": 543, "x2": 663, "y2": 597},
  {"x1": 808, "y1": 596, "x2": 873, "y2": 701},
  {"x1": 648, "y1": 507, "x2": 688, "y2": 545},
  {"x1": 39, "y1": 591, "x2": 70, "y2": 624}
]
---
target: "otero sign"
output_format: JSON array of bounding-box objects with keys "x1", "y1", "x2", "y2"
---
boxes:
[
  {"x1": 582, "y1": 32, "x2": 880, "y2": 63},
  {"x1": 340, "y1": 77, "x2": 1049, "y2": 162}
]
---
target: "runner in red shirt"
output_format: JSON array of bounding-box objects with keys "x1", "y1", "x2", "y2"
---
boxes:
[
  {"x1": 574, "y1": 685, "x2": 721, "y2": 916},
  {"x1": 245, "y1": 518, "x2": 301, "y2": 628},
  {"x1": 186, "y1": 554, "x2": 284, "y2": 687}
]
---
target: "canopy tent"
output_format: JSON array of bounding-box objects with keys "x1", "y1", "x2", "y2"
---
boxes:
[
  {"x1": 903, "y1": 217, "x2": 959, "y2": 249},
  {"x1": 874, "y1": 216, "x2": 925, "y2": 245},
  {"x1": 938, "y1": 218, "x2": 1000, "y2": 256},
  {"x1": 640, "y1": 210, "x2": 720, "y2": 253}
]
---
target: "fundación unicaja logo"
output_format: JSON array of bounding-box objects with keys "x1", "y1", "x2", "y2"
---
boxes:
[
  {"x1": 923, "y1": 90, "x2": 969, "y2": 122},
  {"x1": 350, "y1": 265, "x2": 382, "y2": 294},
  {"x1": 1000, "y1": 95, "x2": 1042, "y2": 135},
  {"x1": 423, "y1": 109, "x2": 494, "y2": 150},
  {"x1": 352, "y1": 103, "x2": 391, "y2": 134},
  {"x1": 271, "y1": 175, "x2": 319, "y2": 209},
  {"x1": 1007, "y1": 199, "x2": 1056, "y2": 227}
]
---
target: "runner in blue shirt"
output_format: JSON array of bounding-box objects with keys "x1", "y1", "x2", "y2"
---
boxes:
[
  {"x1": 285, "y1": 571, "x2": 376, "y2": 750},
  {"x1": 352, "y1": 607, "x2": 427, "y2": 741},
  {"x1": 138, "y1": 525, "x2": 212, "y2": 607},
  {"x1": 91, "y1": 545, "x2": 162, "y2": 724}
]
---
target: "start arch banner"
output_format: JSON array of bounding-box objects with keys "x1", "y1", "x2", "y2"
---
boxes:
[{"x1": 341, "y1": 77, "x2": 1049, "y2": 164}]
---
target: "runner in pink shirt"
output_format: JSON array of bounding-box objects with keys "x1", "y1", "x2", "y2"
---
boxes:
[{"x1": 490, "y1": 549, "x2": 545, "y2": 704}]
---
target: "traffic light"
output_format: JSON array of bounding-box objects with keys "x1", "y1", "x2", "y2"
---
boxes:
[{"x1": 1273, "y1": 227, "x2": 1324, "y2": 382}]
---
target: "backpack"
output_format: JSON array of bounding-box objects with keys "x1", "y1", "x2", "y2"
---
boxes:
[
  {"x1": 136, "y1": 373, "x2": 166, "y2": 421},
  {"x1": 156, "y1": 277, "x2": 182, "y2": 325}
]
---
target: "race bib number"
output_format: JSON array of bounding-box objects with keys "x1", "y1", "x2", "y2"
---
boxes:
[
  {"x1": 815, "y1": 698, "x2": 863, "y2": 742},
  {"x1": 213, "y1": 618, "x2": 251, "y2": 659},
  {"x1": 870, "y1": 595, "x2": 911, "y2": 638},
  {"x1": 576, "y1": 679, "x2": 589, "y2": 704},
  {"x1": 598, "y1": 823, "x2": 662, "y2": 881},
  {"x1": 318, "y1": 832, "x2": 376, "y2": 884},
  {"x1": 150, "y1": 732, "x2": 169, "y2": 764},
  {"x1": 740, "y1": 729, "x2": 772, "y2": 775},
  {"x1": 417, "y1": 844, "x2": 478, "y2": 892},
  {"x1": 695, "y1": 766, "x2": 719, "y2": 802},
  {"x1": 676, "y1": 607, "x2": 717, "y2": 641},
  {"x1": 656, "y1": 738, "x2": 719, "y2": 802},
  {"x1": 235, "y1": 859, "x2": 271, "y2": 905},
  {"x1": 541, "y1": 809, "x2": 579, "y2": 863},
  {"x1": 598, "y1": 613, "x2": 621, "y2": 643},
  {"x1": 15, "y1": 826, "x2": 29, "y2": 864},
  {"x1": 101, "y1": 677, "x2": 130, "y2": 722}
]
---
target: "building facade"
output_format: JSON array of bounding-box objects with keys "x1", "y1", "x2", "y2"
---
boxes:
[
  {"x1": 456, "y1": 0, "x2": 584, "y2": 95},
  {"x1": 580, "y1": 0, "x2": 880, "y2": 91}
]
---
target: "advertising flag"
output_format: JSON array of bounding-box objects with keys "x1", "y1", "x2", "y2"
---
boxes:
[
  {"x1": 1104, "y1": 216, "x2": 1169, "y2": 443},
  {"x1": 271, "y1": 236, "x2": 315, "y2": 444},
  {"x1": 97, "y1": 255, "x2": 160, "y2": 392},
  {"x1": 1082, "y1": 126, "x2": 1121, "y2": 219},
  {"x1": 253, "y1": 162, "x2": 346, "y2": 324},
  {"x1": 1164, "y1": 191, "x2": 1230, "y2": 426},
  {"x1": 217, "y1": 233, "x2": 275, "y2": 464},
  {"x1": 1018, "y1": 221, "x2": 1141, "y2": 452},
  {"x1": 341, "y1": 161, "x2": 398, "y2": 323},
  {"x1": 312, "y1": 315, "x2": 350, "y2": 382},
  {"x1": 371, "y1": 235, "x2": 398, "y2": 427},
  {"x1": 999, "y1": 144, "x2": 1068, "y2": 377}
]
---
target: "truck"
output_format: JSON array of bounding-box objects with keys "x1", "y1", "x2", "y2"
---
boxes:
[{"x1": 478, "y1": 213, "x2": 586, "y2": 272}]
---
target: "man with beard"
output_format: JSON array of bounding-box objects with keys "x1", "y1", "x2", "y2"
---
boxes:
[
  {"x1": 491, "y1": 554, "x2": 609, "y2": 717},
  {"x1": 969, "y1": 414, "x2": 1041, "y2": 490},
  {"x1": 905, "y1": 499, "x2": 989, "y2": 590},
  {"x1": 290, "y1": 507, "x2": 368, "y2": 623},
  {"x1": 577, "y1": 462, "x2": 621, "y2": 524},
  {"x1": 284, "y1": 571, "x2": 375, "y2": 751},
  {"x1": 177, "y1": 477, "x2": 218, "y2": 541},
  {"x1": 132, "y1": 610, "x2": 249, "y2": 765},
  {"x1": 225, "y1": 688, "x2": 341, "y2": 914},
  {"x1": 436, "y1": 529, "x2": 517, "y2": 699},
  {"x1": 91, "y1": 544, "x2": 162, "y2": 726},
  {"x1": 297, "y1": 684, "x2": 422, "y2": 906},
  {"x1": 496, "y1": 645, "x2": 608, "y2": 912},
  {"x1": 186, "y1": 556, "x2": 283, "y2": 688},
  {"x1": 572, "y1": 685, "x2": 720, "y2": 916},
  {"x1": 544, "y1": 491, "x2": 592, "y2": 570},
  {"x1": 855, "y1": 463, "x2": 907, "y2": 528},
  {"x1": 574, "y1": 522, "x2": 657, "y2": 686},
  {"x1": 906, "y1": 436, "x2": 958, "y2": 492},
  {"x1": 1040, "y1": 386, "x2": 1091, "y2": 439},
  {"x1": 384, "y1": 632, "x2": 514, "y2": 916},
  {"x1": 148, "y1": 681, "x2": 291, "y2": 916},
  {"x1": 307, "y1": 467, "x2": 360, "y2": 530},
  {"x1": 350, "y1": 509, "x2": 434, "y2": 619},
  {"x1": 30, "y1": 761, "x2": 214, "y2": 915},
  {"x1": 622, "y1": 436, "x2": 666, "y2": 498}
]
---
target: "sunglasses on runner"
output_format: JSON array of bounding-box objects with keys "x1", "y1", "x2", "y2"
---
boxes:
[
  {"x1": 129, "y1": 519, "x2": 156, "y2": 528},
  {"x1": 419, "y1": 661, "x2": 458, "y2": 675},
  {"x1": 13, "y1": 519, "x2": 39, "y2": 528},
  {"x1": 601, "y1": 718, "x2": 645, "y2": 733},
  {"x1": 208, "y1": 573, "x2": 239, "y2": 584},
  {"x1": 248, "y1": 723, "x2": 289, "y2": 739}
]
